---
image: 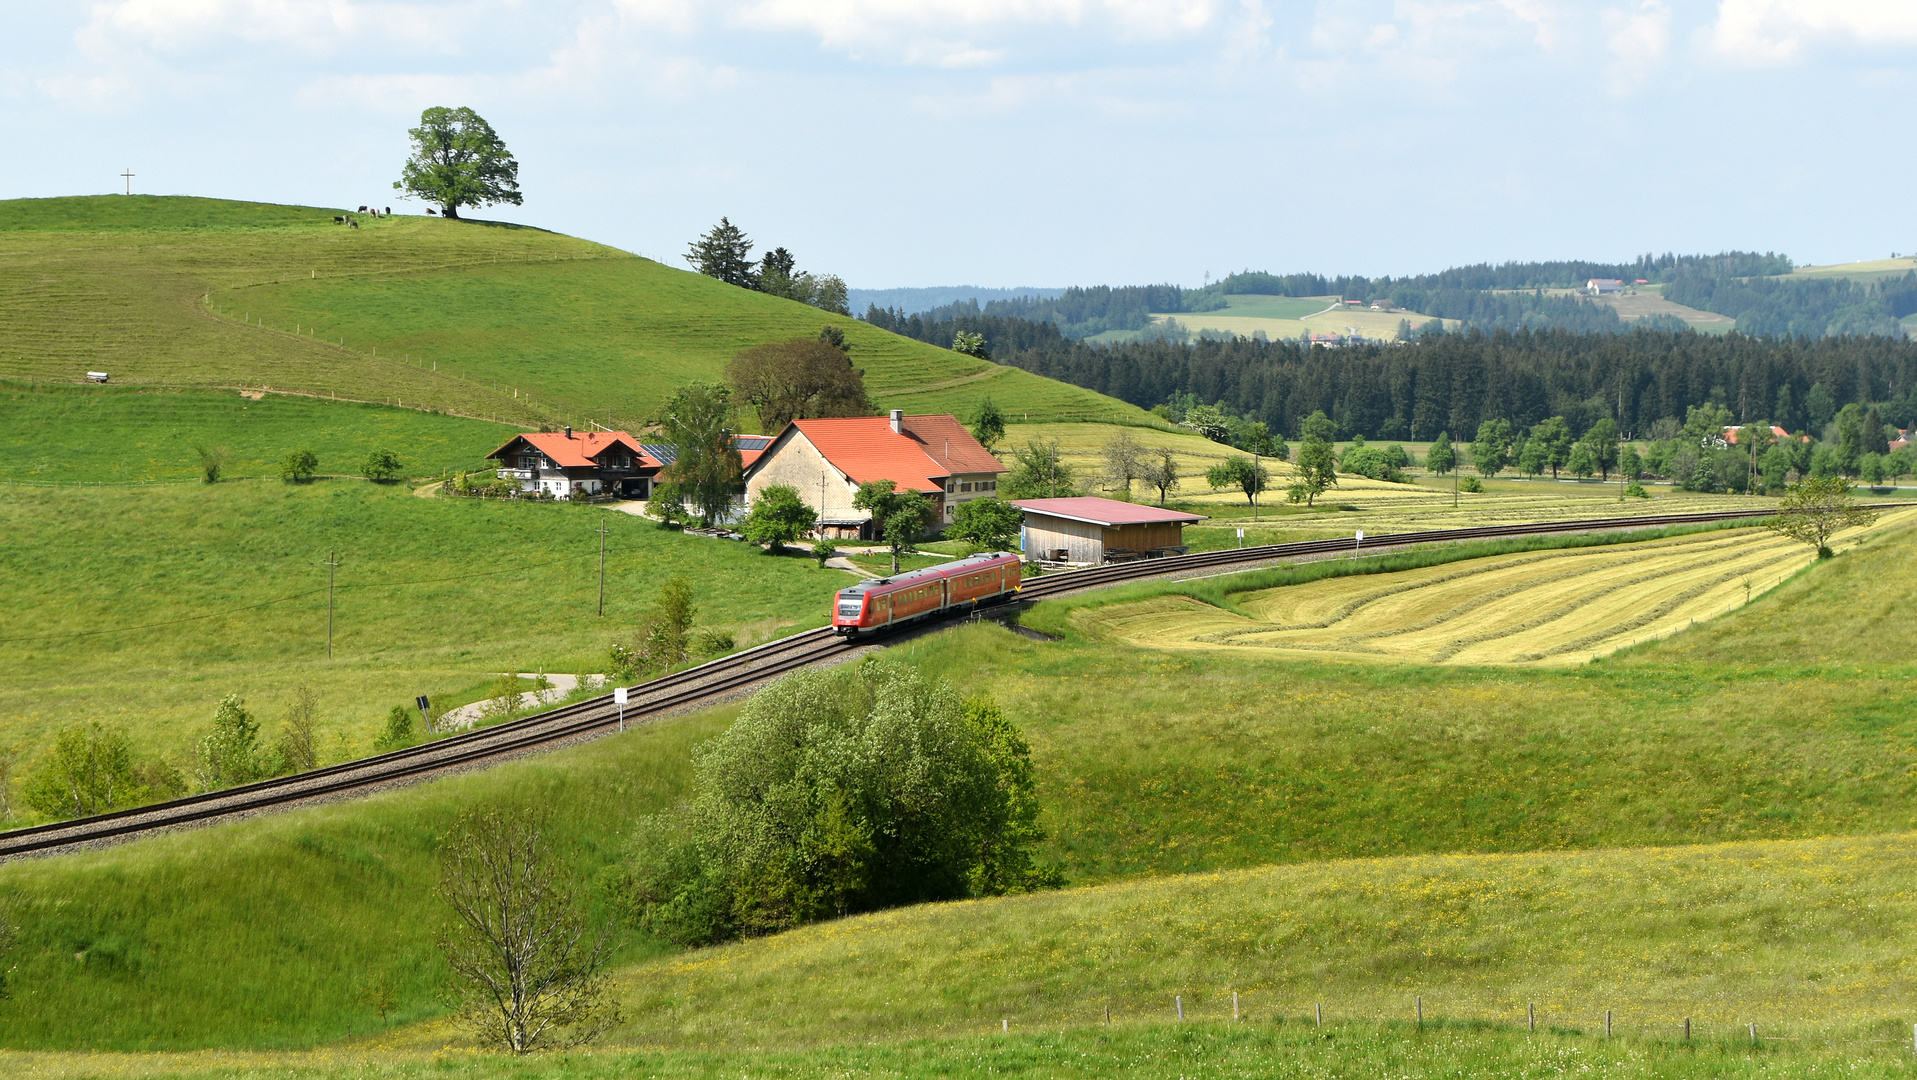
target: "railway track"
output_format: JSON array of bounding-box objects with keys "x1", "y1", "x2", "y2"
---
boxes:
[{"x1": 0, "y1": 504, "x2": 1890, "y2": 860}]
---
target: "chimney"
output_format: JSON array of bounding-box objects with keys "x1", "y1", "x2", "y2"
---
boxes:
[
  {"x1": 889, "y1": 409, "x2": 903, "y2": 434},
  {"x1": 564, "y1": 425, "x2": 573, "y2": 439}
]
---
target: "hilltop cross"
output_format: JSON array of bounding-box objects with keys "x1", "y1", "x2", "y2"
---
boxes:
[{"x1": 120, "y1": 169, "x2": 134, "y2": 195}]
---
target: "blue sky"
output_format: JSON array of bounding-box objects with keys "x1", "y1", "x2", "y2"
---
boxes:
[{"x1": 4, "y1": 1, "x2": 1916, "y2": 287}]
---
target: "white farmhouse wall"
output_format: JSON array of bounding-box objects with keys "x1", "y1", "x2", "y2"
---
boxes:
[{"x1": 745, "y1": 433, "x2": 866, "y2": 525}]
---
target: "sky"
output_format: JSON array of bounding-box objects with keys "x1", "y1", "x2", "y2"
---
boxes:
[{"x1": 4, "y1": 1, "x2": 1917, "y2": 287}]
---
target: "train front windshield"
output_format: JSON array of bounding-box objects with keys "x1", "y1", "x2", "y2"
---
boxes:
[{"x1": 836, "y1": 595, "x2": 864, "y2": 620}]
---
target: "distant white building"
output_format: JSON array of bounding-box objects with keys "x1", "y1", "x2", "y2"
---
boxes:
[{"x1": 1587, "y1": 278, "x2": 1624, "y2": 295}]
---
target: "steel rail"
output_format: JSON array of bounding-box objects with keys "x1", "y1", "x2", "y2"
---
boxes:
[{"x1": 5, "y1": 504, "x2": 1899, "y2": 859}]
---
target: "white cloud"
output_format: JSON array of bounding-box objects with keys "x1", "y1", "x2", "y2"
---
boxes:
[
  {"x1": 1711, "y1": 0, "x2": 1917, "y2": 65},
  {"x1": 730, "y1": 0, "x2": 1220, "y2": 64},
  {"x1": 1604, "y1": 1, "x2": 1670, "y2": 88},
  {"x1": 83, "y1": 0, "x2": 457, "y2": 55}
]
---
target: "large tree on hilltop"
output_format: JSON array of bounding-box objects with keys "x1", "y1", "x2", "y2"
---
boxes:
[{"x1": 394, "y1": 107, "x2": 522, "y2": 220}]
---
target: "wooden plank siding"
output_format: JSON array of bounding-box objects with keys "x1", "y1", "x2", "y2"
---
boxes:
[{"x1": 1021, "y1": 514, "x2": 1189, "y2": 564}]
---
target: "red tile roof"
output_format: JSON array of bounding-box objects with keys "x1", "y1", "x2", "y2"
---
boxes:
[
  {"x1": 1720, "y1": 425, "x2": 1796, "y2": 445},
  {"x1": 489, "y1": 430, "x2": 657, "y2": 469},
  {"x1": 763, "y1": 415, "x2": 1005, "y2": 493},
  {"x1": 1013, "y1": 497, "x2": 1208, "y2": 526}
]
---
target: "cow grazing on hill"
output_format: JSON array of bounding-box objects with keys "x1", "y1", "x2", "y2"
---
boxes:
[
  {"x1": 333, "y1": 216, "x2": 344, "y2": 224},
  {"x1": 426, "y1": 208, "x2": 436, "y2": 215},
  {"x1": 358, "y1": 205, "x2": 368, "y2": 212}
]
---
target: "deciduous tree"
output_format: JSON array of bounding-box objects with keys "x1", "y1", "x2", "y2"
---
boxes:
[
  {"x1": 948, "y1": 497, "x2": 1022, "y2": 552},
  {"x1": 197, "y1": 694, "x2": 263, "y2": 791},
  {"x1": 1141, "y1": 446, "x2": 1181, "y2": 505},
  {"x1": 437, "y1": 807, "x2": 618, "y2": 1054},
  {"x1": 1207, "y1": 455, "x2": 1268, "y2": 506},
  {"x1": 394, "y1": 107, "x2": 522, "y2": 220},
  {"x1": 22, "y1": 723, "x2": 141, "y2": 820},
  {"x1": 281, "y1": 449, "x2": 318, "y2": 483},
  {"x1": 275, "y1": 686, "x2": 321, "y2": 772},
  {"x1": 1472, "y1": 418, "x2": 1513, "y2": 478},
  {"x1": 1287, "y1": 436, "x2": 1338, "y2": 506},
  {"x1": 743, "y1": 484, "x2": 818, "y2": 554},
  {"x1": 612, "y1": 666, "x2": 1055, "y2": 945},
  {"x1": 970, "y1": 397, "x2": 1006, "y2": 453},
  {"x1": 362, "y1": 448, "x2": 403, "y2": 481},
  {"x1": 1101, "y1": 430, "x2": 1145, "y2": 496},
  {"x1": 1766, "y1": 475, "x2": 1877, "y2": 558},
  {"x1": 1000, "y1": 439, "x2": 1075, "y2": 500},
  {"x1": 853, "y1": 480, "x2": 939, "y2": 574},
  {"x1": 1426, "y1": 431, "x2": 1455, "y2": 475},
  {"x1": 726, "y1": 339, "x2": 872, "y2": 433},
  {"x1": 655, "y1": 383, "x2": 742, "y2": 528}
]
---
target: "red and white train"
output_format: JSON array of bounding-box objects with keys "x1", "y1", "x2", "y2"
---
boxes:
[{"x1": 832, "y1": 551, "x2": 1022, "y2": 636}]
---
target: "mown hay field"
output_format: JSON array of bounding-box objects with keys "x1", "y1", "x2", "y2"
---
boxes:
[{"x1": 1086, "y1": 511, "x2": 1914, "y2": 666}]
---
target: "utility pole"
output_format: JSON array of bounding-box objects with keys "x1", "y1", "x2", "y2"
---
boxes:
[
  {"x1": 322, "y1": 550, "x2": 341, "y2": 658},
  {"x1": 120, "y1": 169, "x2": 135, "y2": 195},
  {"x1": 596, "y1": 518, "x2": 608, "y2": 616}
]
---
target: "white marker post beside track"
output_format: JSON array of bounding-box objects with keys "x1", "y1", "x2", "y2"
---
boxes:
[{"x1": 614, "y1": 685, "x2": 628, "y2": 732}]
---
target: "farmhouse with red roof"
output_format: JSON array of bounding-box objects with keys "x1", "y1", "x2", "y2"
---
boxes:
[
  {"x1": 488, "y1": 427, "x2": 661, "y2": 499},
  {"x1": 1014, "y1": 496, "x2": 1207, "y2": 565},
  {"x1": 743, "y1": 410, "x2": 1007, "y2": 539}
]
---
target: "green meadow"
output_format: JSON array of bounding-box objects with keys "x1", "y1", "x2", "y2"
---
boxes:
[
  {"x1": 0, "y1": 479, "x2": 840, "y2": 770},
  {"x1": 6, "y1": 1022, "x2": 1911, "y2": 1080},
  {"x1": 0, "y1": 195, "x2": 1152, "y2": 429},
  {"x1": 3, "y1": 514, "x2": 1917, "y2": 1060},
  {"x1": 0, "y1": 381, "x2": 511, "y2": 483}
]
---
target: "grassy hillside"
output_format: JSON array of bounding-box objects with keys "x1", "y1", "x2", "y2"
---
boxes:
[
  {"x1": 0, "y1": 380, "x2": 510, "y2": 483},
  {"x1": 571, "y1": 830, "x2": 1917, "y2": 1051},
  {"x1": 0, "y1": 708, "x2": 729, "y2": 1050},
  {"x1": 5, "y1": 518, "x2": 1917, "y2": 1054},
  {"x1": 0, "y1": 480, "x2": 840, "y2": 770},
  {"x1": 11, "y1": 1021, "x2": 1907, "y2": 1080},
  {"x1": 0, "y1": 195, "x2": 1151, "y2": 429}
]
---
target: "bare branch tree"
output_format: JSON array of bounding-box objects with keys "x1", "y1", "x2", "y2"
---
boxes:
[
  {"x1": 1101, "y1": 430, "x2": 1144, "y2": 496},
  {"x1": 436, "y1": 808, "x2": 620, "y2": 1053}
]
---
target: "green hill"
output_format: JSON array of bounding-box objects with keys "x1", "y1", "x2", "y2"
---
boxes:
[
  {"x1": 0, "y1": 196, "x2": 1151, "y2": 429},
  {"x1": 5, "y1": 518, "x2": 1917, "y2": 1053}
]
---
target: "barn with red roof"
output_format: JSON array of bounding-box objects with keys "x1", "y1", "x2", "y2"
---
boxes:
[{"x1": 743, "y1": 410, "x2": 1007, "y2": 539}]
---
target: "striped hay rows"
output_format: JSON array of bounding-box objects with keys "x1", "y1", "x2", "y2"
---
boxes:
[{"x1": 1098, "y1": 510, "x2": 1914, "y2": 666}]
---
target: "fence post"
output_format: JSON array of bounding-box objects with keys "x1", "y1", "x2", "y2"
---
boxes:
[
  {"x1": 1749, "y1": 1022, "x2": 1756, "y2": 1047},
  {"x1": 1316, "y1": 1002, "x2": 1322, "y2": 1028},
  {"x1": 1002, "y1": 1018, "x2": 1007, "y2": 1033},
  {"x1": 1605, "y1": 1010, "x2": 1612, "y2": 1038},
  {"x1": 1416, "y1": 995, "x2": 1422, "y2": 1029},
  {"x1": 1176, "y1": 995, "x2": 1184, "y2": 1021},
  {"x1": 1528, "y1": 1002, "x2": 1535, "y2": 1032},
  {"x1": 1684, "y1": 1017, "x2": 1690, "y2": 1041},
  {"x1": 1233, "y1": 991, "x2": 1239, "y2": 1021}
]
